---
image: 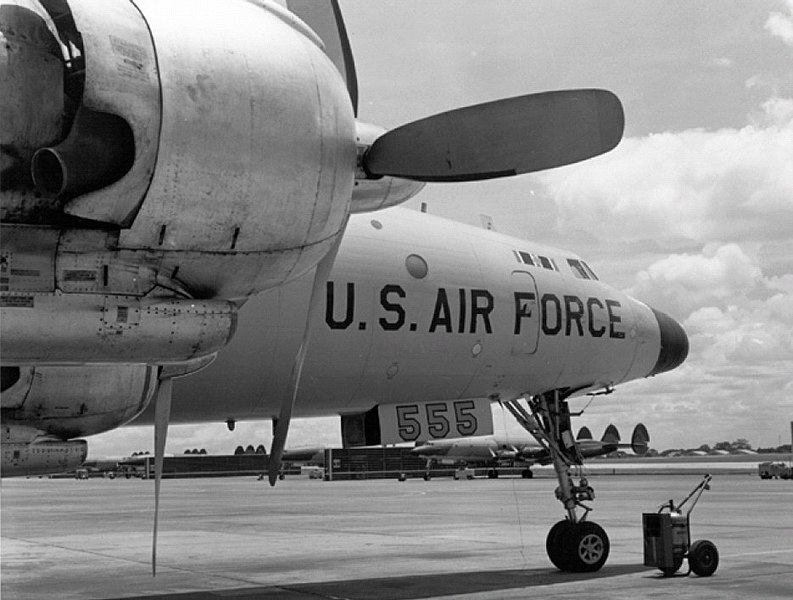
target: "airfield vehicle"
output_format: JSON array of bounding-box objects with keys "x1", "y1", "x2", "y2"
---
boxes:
[{"x1": 758, "y1": 461, "x2": 792, "y2": 479}]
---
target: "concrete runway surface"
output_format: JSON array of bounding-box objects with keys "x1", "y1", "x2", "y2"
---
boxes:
[{"x1": 2, "y1": 473, "x2": 792, "y2": 599}]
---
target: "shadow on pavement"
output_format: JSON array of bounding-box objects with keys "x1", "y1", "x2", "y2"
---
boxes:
[{"x1": 113, "y1": 564, "x2": 651, "y2": 600}]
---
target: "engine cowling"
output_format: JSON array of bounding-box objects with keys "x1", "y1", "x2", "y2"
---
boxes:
[
  {"x1": 351, "y1": 122, "x2": 426, "y2": 213},
  {"x1": 1, "y1": 364, "x2": 157, "y2": 440},
  {"x1": 1, "y1": 363, "x2": 156, "y2": 476},
  {"x1": 2, "y1": 0, "x2": 356, "y2": 299},
  {"x1": 2, "y1": 439, "x2": 88, "y2": 478}
]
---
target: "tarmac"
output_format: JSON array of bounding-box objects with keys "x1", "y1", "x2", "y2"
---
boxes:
[{"x1": 2, "y1": 471, "x2": 792, "y2": 599}]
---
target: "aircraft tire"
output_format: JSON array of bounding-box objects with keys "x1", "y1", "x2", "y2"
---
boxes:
[
  {"x1": 546, "y1": 520, "x2": 573, "y2": 571},
  {"x1": 521, "y1": 469, "x2": 533, "y2": 479},
  {"x1": 560, "y1": 521, "x2": 610, "y2": 572},
  {"x1": 689, "y1": 540, "x2": 719, "y2": 577}
]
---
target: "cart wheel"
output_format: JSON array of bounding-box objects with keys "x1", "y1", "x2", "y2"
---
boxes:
[
  {"x1": 546, "y1": 520, "x2": 572, "y2": 571},
  {"x1": 689, "y1": 539, "x2": 719, "y2": 577},
  {"x1": 660, "y1": 555, "x2": 684, "y2": 577}
]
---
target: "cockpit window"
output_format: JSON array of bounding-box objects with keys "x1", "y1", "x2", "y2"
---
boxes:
[
  {"x1": 518, "y1": 251, "x2": 534, "y2": 266},
  {"x1": 538, "y1": 256, "x2": 554, "y2": 270},
  {"x1": 582, "y1": 261, "x2": 599, "y2": 280},
  {"x1": 567, "y1": 259, "x2": 590, "y2": 280}
]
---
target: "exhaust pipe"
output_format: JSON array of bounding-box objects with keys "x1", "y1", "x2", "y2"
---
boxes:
[{"x1": 31, "y1": 107, "x2": 135, "y2": 198}]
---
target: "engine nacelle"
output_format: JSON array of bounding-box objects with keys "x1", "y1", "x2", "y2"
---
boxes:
[
  {"x1": 2, "y1": 0, "x2": 356, "y2": 298},
  {"x1": 2, "y1": 294, "x2": 237, "y2": 364},
  {"x1": 1, "y1": 364, "x2": 157, "y2": 439},
  {"x1": 351, "y1": 122, "x2": 426, "y2": 213},
  {"x1": 2, "y1": 439, "x2": 87, "y2": 478}
]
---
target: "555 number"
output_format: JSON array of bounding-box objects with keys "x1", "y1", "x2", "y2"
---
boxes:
[{"x1": 395, "y1": 400, "x2": 479, "y2": 442}]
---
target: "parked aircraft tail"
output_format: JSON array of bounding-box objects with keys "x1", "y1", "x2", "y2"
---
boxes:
[{"x1": 631, "y1": 423, "x2": 650, "y2": 455}]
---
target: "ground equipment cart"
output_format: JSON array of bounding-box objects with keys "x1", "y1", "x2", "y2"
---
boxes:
[{"x1": 642, "y1": 474, "x2": 719, "y2": 577}]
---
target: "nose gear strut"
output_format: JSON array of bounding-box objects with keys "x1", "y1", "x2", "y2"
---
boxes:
[{"x1": 503, "y1": 389, "x2": 610, "y2": 572}]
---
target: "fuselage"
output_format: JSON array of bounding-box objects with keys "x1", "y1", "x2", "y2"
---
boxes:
[
  {"x1": 135, "y1": 206, "x2": 687, "y2": 425},
  {"x1": 411, "y1": 434, "x2": 621, "y2": 467},
  {"x1": 413, "y1": 435, "x2": 536, "y2": 462}
]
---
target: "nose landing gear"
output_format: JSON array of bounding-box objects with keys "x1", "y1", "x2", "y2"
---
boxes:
[{"x1": 504, "y1": 389, "x2": 610, "y2": 573}]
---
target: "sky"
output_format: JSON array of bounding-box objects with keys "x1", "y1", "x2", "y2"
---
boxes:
[{"x1": 88, "y1": 0, "x2": 793, "y2": 457}]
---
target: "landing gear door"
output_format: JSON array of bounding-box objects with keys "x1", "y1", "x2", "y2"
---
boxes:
[{"x1": 511, "y1": 271, "x2": 539, "y2": 355}]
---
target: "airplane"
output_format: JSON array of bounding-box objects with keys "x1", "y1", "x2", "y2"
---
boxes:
[
  {"x1": 412, "y1": 424, "x2": 650, "y2": 480},
  {"x1": 0, "y1": 0, "x2": 687, "y2": 574}
]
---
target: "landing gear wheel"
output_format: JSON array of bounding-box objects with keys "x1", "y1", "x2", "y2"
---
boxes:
[
  {"x1": 423, "y1": 473, "x2": 431, "y2": 481},
  {"x1": 689, "y1": 539, "x2": 719, "y2": 577},
  {"x1": 487, "y1": 469, "x2": 499, "y2": 479},
  {"x1": 521, "y1": 469, "x2": 533, "y2": 479},
  {"x1": 547, "y1": 521, "x2": 610, "y2": 572},
  {"x1": 565, "y1": 521, "x2": 609, "y2": 572},
  {"x1": 660, "y1": 555, "x2": 684, "y2": 577},
  {"x1": 546, "y1": 520, "x2": 573, "y2": 571}
]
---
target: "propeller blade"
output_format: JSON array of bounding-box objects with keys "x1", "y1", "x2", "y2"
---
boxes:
[
  {"x1": 151, "y1": 377, "x2": 173, "y2": 577},
  {"x1": 268, "y1": 226, "x2": 347, "y2": 485},
  {"x1": 363, "y1": 89, "x2": 623, "y2": 182},
  {"x1": 287, "y1": 0, "x2": 358, "y2": 116}
]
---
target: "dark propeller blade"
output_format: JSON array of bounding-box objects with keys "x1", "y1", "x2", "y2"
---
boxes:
[
  {"x1": 268, "y1": 225, "x2": 348, "y2": 485},
  {"x1": 287, "y1": 0, "x2": 358, "y2": 116},
  {"x1": 151, "y1": 377, "x2": 173, "y2": 577},
  {"x1": 363, "y1": 89, "x2": 623, "y2": 182}
]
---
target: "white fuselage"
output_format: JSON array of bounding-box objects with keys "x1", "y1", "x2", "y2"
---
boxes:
[{"x1": 139, "y1": 206, "x2": 668, "y2": 425}]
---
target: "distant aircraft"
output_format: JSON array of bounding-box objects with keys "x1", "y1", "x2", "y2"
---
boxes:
[
  {"x1": 1, "y1": 0, "x2": 686, "y2": 574},
  {"x1": 412, "y1": 424, "x2": 650, "y2": 479}
]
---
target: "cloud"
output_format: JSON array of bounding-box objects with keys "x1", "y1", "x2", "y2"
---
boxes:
[
  {"x1": 755, "y1": 96, "x2": 793, "y2": 125},
  {"x1": 538, "y1": 98, "x2": 793, "y2": 248},
  {"x1": 766, "y1": 0, "x2": 793, "y2": 46},
  {"x1": 535, "y1": 97, "x2": 793, "y2": 293},
  {"x1": 628, "y1": 244, "x2": 762, "y2": 316},
  {"x1": 532, "y1": 96, "x2": 793, "y2": 449}
]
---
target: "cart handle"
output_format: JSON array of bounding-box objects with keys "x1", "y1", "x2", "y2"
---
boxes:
[{"x1": 657, "y1": 474, "x2": 712, "y2": 516}]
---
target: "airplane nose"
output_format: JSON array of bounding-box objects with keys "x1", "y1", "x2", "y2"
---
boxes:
[{"x1": 648, "y1": 308, "x2": 689, "y2": 376}]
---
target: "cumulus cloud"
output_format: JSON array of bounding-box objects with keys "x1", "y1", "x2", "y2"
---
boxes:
[
  {"x1": 766, "y1": 0, "x2": 793, "y2": 46},
  {"x1": 537, "y1": 98, "x2": 793, "y2": 253},
  {"x1": 532, "y1": 96, "x2": 793, "y2": 449},
  {"x1": 628, "y1": 244, "x2": 763, "y2": 316}
]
